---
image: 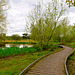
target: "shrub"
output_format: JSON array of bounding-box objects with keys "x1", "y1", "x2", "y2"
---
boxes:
[{"x1": 33, "y1": 43, "x2": 43, "y2": 51}]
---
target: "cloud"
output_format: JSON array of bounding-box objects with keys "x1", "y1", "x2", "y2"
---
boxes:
[
  {"x1": 68, "y1": 7, "x2": 75, "y2": 24},
  {"x1": 7, "y1": 0, "x2": 38, "y2": 36}
]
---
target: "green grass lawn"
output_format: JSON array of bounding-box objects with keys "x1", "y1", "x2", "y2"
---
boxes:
[{"x1": 0, "y1": 48, "x2": 63, "y2": 75}]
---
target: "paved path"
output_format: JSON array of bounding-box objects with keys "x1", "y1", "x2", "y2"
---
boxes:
[{"x1": 25, "y1": 46, "x2": 74, "y2": 75}]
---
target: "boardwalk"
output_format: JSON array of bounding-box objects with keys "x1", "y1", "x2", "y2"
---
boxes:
[{"x1": 25, "y1": 46, "x2": 73, "y2": 75}]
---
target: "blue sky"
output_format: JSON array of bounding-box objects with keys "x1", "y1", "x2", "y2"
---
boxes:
[{"x1": 6, "y1": 0, "x2": 75, "y2": 36}]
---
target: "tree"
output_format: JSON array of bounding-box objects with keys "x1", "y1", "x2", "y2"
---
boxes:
[
  {"x1": 22, "y1": 33, "x2": 29, "y2": 39},
  {"x1": 66, "y1": 0, "x2": 75, "y2": 7},
  {"x1": 60, "y1": 18, "x2": 69, "y2": 42},
  {"x1": 0, "y1": 33, "x2": 6, "y2": 46},
  {"x1": 69, "y1": 25, "x2": 75, "y2": 42},
  {"x1": 11, "y1": 34, "x2": 21, "y2": 40},
  {"x1": 0, "y1": 0, "x2": 8, "y2": 34},
  {"x1": 0, "y1": 0, "x2": 8, "y2": 46},
  {"x1": 74, "y1": 1, "x2": 75, "y2": 6},
  {"x1": 0, "y1": 33, "x2": 6, "y2": 40},
  {"x1": 27, "y1": 0, "x2": 67, "y2": 48}
]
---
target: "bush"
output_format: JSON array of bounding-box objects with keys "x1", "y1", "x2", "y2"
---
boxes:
[
  {"x1": 0, "y1": 40, "x2": 5, "y2": 47},
  {"x1": 11, "y1": 34, "x2": 21, "y2": 40},
  {"x1": 33, "y1": 42, "x2": 60, "y2": 51},
  {"x1": 33, "y1": 43, "x2": 43, "y2": 51}
]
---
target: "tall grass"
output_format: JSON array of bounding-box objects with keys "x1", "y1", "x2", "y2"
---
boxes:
[{"x1": 0, "y1": 47, "x2": 37, "y2": 58}]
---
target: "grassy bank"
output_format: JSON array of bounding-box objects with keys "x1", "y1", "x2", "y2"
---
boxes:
[
  {"x1": 0, "y1": 47, "x2": 63, "y2": 75},
  {"x1": 0, "y1": 47, "x2": 37, "y2": 58},
  {"x1": 66, "y1": 42, "x2": 75, "y2": 75},
  {"x1": 0, "y1": 43, "x2": 60, "y2": 58}
]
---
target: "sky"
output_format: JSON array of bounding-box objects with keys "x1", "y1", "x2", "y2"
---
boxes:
[{"x1": 6, "y1": 0, "x2": 75, "y2": 36}]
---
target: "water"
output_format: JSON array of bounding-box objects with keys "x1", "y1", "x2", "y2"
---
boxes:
[{"x1": 3, "y1": 44, "x2": 33, "y2": 48}]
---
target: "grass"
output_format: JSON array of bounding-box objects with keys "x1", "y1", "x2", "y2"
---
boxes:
[
  {"x1": 0, "y1": 43, "x2": 60, "y2": 58},
  {"x1": 0, "y1": 47, "x2": 37, "y2": 58},
  {"x1": 66, "y1": 42, "x2": 75, "y2": 75},
  {"x1": 0, "y1": 47, "x2": 63, "y2": 75},
  {"x1": 65, "y1": 42, "x2": 75, "y2": 48}
]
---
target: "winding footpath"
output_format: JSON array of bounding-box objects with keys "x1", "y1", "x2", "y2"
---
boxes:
[{"x1": 25, "y1": 45, "x2": 74, "y2": 75}]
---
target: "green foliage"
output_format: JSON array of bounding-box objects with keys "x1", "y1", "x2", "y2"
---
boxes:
[
  {"x1": 22, "y1": 33, "x2": 30, "y2": 39},
  {"x1": 0, "y1": 33, "x2": 6, "y2": 41},
  {"x1": 33, "y1": 43, "x2": 43, "y2": 51},
  {"x1": 74, "y1": 1, "x2": 75, "y2": 6},
  {"x1": 33, "y1": 43, "x2": 59, "y2": 51},
  {"x1": 0, "y1": 47, "x2": 37, "y2": 58},
  {"x1": 0, "y1": 0, "x2": 8, "y2": 33},
  {"x1": 0, "y1": 0, "x2": 8, "y2": 46},
  {"x1": 11, "y1": 34, "x2": 22, "y2": 40},
  {"x1": 0, "y1": 48, "x2": 62, "y2": 75},
  {"x1": 27, "y1": 0, "x2": 67, "y2": 47},
  {"x1": 0, "y1": 71, "x2": 14, "y2": 75},
  {"x1": 66, "y1": 0, "x2": 75, "y2": 7},
  {"x1": 67, "y1": 44, "x2": 75, "y2": 75},
  {"x1": 65, "y1": 42, "x2": 75, "y2": 48},
  {"x1": 27, "y1": 0, "x2": 75, "y2": 45},
  {"x1": 0, "y1": 33, "x2": 6, "y2": 46},
  {"x1": 69, "y1": 55, "x2": 75, "y2": 60},
  {"x1": 6, "y1": 36, "x2": 12, "y2": 40},
  {"x1": 0, "y1": 40, "x2": 5, "y2": 47}
]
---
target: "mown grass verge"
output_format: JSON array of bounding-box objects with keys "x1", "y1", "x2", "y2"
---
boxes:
[
  {"x1": 0, "y1": 46, "x2": 63, "y2": 75},
  {"x1": 66, "y1": 42, "x2": 75, "y2": 75}
]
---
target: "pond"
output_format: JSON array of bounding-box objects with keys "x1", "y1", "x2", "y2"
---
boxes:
[{"x1": 1, "y1": 44, "x2": 33, "y2": 48}]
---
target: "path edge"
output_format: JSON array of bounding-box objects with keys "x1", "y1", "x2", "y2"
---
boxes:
[
  {"x1": 19, "y1": 46, "x2": 63, "y2": 75},
  {"x1": 65, "y1": 48, "x2": 75, "y2": 75}
]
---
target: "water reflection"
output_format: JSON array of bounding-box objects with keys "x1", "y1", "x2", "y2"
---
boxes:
[{"x1": 5, "y1": 44, "x2": 33, "y2": 48}]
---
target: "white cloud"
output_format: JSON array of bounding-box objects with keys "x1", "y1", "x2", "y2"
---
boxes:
[{"x1": 6, "y1": 0, "x2": 38, "y2": 36}]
